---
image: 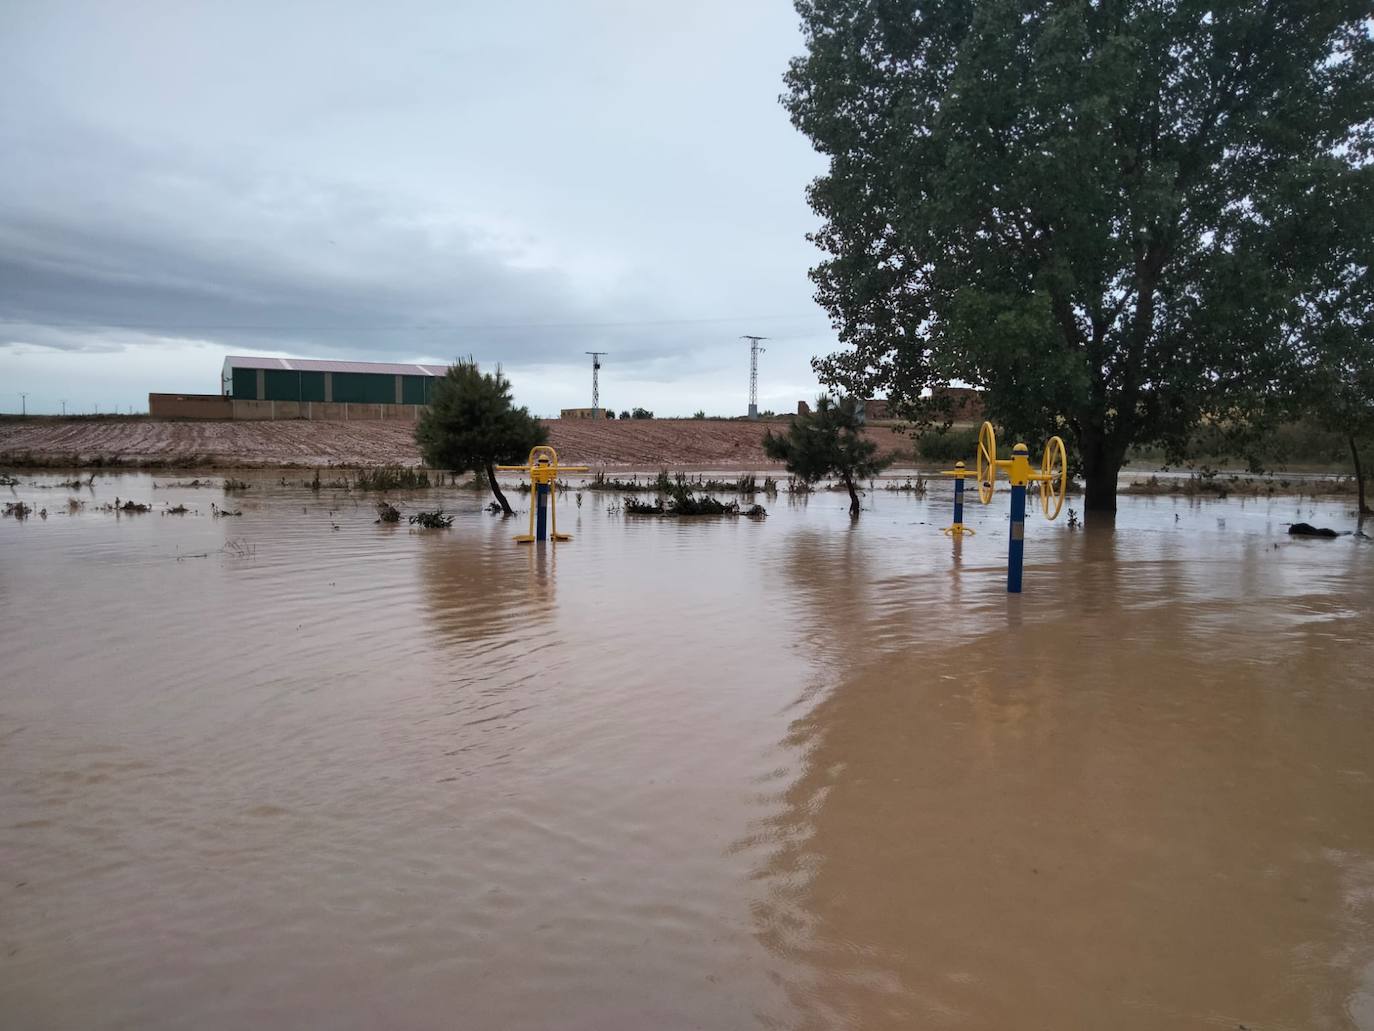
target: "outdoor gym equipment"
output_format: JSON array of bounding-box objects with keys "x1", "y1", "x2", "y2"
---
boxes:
[
  {"x1": 938, "y1": 461, "x2": 976, "y2": 537},
  {"x1": 495, "y1": 445, "x2": 589, "y2": 543},
  {"x1": 974, "y1": 421, "x2": 1068, "y2": 593}
]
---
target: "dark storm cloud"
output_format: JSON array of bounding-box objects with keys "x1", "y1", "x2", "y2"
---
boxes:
[
  {"x1": 0, "y1": 128, "x2": 636, "y2": 363},
  {"x1": 0, "y1": 0, "x2": 834, "y2": 414}
]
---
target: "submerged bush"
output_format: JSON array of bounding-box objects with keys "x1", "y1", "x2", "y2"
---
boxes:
[{"x1": 408, "y1": 510, "x2": 453, "y2": 528}]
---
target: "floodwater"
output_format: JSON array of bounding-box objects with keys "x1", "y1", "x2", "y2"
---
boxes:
[{"x1": 2, "y1": 472, "x2": 1372, "y2": 1030}]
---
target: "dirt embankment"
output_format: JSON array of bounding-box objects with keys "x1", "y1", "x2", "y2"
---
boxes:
[{"x1": 0, "y1": 418, "x2": 916, "y2": 470}]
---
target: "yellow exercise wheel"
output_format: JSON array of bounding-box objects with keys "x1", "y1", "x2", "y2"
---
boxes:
[
  {"x1": 975, "y1": 421, "x2": 997, "y2": 503},
  {"x1": 1039, "y1": 435, "x2": 1068, "y2": 520}
]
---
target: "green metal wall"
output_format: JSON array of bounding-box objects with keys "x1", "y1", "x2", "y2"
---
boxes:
[
  {"x1": 331, "y1": 372, "x2": 395, "y2": 403},
  {"x1": 231, "y1": 367, "x2": 258, "y2": 399},
  {"x1": 300, "y1": 371, "x2": 326, "y2": 402},
  {"x1": 230, "y1": 367, "x2": 436, "y2": 404},
  {"x1": 401, "y1": 375, "x2": 430, "y2": 405},
  {"x1": 261, "y1": 370, "x2": 327, "y2": 402}
]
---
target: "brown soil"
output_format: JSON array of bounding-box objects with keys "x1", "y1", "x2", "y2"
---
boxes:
[{"x1": 0, "y1": 418, "x2": 916, "y2": 470}]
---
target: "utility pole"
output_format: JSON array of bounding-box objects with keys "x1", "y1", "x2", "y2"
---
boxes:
[
  {"x1": 740, "y1": 336, "x2": 767, "y2": 419},
  {"x1": 19, "y1": 392, "x2": 27, "y2": 417},
  {"x1": 60, "y1": 399, "x2": 67, "y2": 417},
  {"x1": 585, "y1": 352, "x2": 607, "y2": 416}
]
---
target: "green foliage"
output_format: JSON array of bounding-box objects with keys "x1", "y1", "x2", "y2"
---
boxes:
[
  {"x1": 416, "y1": 362, "x2": 546, "y2": 472},
  {"x1": 631, "y1": 407, "x2": 654, "y2": 420},
  {"x1": 785, "y1": 0, "x2": 1374, "y2": 513},
  {"x1": 915, "y1": 427, "x2": 979, "y2": 464},
  {"x1": 408, "y1": 510, "x2": 453, "y2": 528},
  {"x1": 763, "y1": 395, "x2": 892, "y2": 515},
  {"x1": 415, "y1": 361, "x2": 546, "y2": 514},
  {"x1": 693, "y1": 410, "x2": 706, "y2": 419},
  {"x1": 618, "y1": 411, "x2": 630, "y2": 420}
]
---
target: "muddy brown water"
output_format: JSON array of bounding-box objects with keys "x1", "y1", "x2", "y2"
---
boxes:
[{"x1": 2, "y1": 473, "x2": 1372, "y2": 1030}]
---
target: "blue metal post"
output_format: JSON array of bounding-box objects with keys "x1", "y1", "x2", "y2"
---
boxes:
[
  {"x1": 953, "y1": 475, "x2": 965, "y2": 526},
  {"x1": 1007, "y1": 483, "x2": 1026, "y2": 593},
  {"x1": 535, "y1": 483, "x2": 549, "y2": 541}
]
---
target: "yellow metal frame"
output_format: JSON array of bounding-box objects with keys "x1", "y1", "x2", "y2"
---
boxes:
[
  {"x1": 1039, "y1": 436, "x2": 1068, "y2": 519},
  {"x1": 972, "y1": 421, "x2": 1069, "y2": 520},
  {"x1": 494, "y1": 445, "x2": 589, "y2": 542},
  {"x1": 938, "y1": 460, "x2": 976, "y2": 537},
  {"x1": 976, "y1": 422, "x2": 997, "y2": 503}
]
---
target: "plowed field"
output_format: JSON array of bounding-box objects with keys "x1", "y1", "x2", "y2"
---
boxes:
[{"x1": 0, "y1": 418, "x2": 914, "y2": 469}]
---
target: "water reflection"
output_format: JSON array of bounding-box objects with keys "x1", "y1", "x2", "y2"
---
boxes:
[{"x1": 750, "y1": 514, "x2": 1374, "y2": 1029}]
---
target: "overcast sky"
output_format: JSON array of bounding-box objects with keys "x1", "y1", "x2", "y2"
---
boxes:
[{"x1": 0, "y1": 0, "x2": 838, "y2": 416}]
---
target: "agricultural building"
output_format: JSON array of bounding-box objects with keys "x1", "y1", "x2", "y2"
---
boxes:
[
  {"x1": 149, "y1": 355, "x2": 451, "y2": 420},
  {"x1": 222, "y1": 355, "x2": 448, "y2": 405}
]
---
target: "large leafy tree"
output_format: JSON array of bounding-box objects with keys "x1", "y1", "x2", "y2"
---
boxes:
[
  {"x1": 785, "y1": 0, "x2": 1374, "y2": 518},
  {"x1": 764, "y1": 394, "x2": 893, "y2": 515},
  {"x1": 415, "y1": 361, "x2": 547, "y2": 515}
]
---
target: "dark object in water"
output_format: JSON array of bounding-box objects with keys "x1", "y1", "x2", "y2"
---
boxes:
[{"x1": 1288, "y1": 522, "x2": 1339, "y2": 538}]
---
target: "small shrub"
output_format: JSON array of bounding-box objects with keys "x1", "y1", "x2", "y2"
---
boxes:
[
  {"x1": 375, "y1": 501, "x2": 402, "y2": 524},
  {"x1": 408, "y1": 510, "x2": 453, "y2": 528}
]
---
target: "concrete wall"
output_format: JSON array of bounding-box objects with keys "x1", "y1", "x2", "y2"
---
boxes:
[
  {"x1": 148, "y1": 393, "x2": 234, "y2": 419},
  {"x1": 230, "y1": 400, "x2": 425, "y2": 421},
  {"x1": 147, "y1": 393, "x2": 425, "y2": 421}
]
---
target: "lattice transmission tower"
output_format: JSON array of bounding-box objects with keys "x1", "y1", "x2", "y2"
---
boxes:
[
  {"x1": 741, "y1": 336, "x2": 767, "y2": 419},
  {"x1": 585, "y1": 352, "x2": 607, "y2": 414}
]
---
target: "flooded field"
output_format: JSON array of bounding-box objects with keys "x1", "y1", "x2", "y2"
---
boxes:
[{"x1": 2, "y1": 472, "x2": 1372, "y2": 1030}]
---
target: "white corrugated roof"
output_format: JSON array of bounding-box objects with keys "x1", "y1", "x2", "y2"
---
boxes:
[{"x1": 223, "y1": 355, "x2": 449, "y2": 376}]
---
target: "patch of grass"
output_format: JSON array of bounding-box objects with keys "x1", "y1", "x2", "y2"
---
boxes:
[
  {"x1": 223, "y1": 478, "x2": 250, "y2": 492},
  {"x1": 355, "y1": 465, "x2": 430, "y2": 490},
  {"x1": 164, "y1": 504, "x2": 190, "y2": 515},
  {"x1": 883, "y1": 474, "x2": 928, "y2": 494}
]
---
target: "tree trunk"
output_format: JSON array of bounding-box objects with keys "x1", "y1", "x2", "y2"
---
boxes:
[
  {"x1": 486, "y1": 461, "x2": 514, "y2": 516},
  {"x1": 843, "y1": 473, "x2": 861, "y2": 517},
  {"x1": 1352, "y1": 435, "x2": 1372, "y2": 516},
  {"x1": 1078, "y1": 428, "x2": 1121, "y2": 521}
]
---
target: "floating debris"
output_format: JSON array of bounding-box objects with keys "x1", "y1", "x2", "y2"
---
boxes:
[
  {"x1": 211, "y1": 502, "x2": 242, "y2": 518},
  {"x1": 164, "y1": 504, "x2": 191, "y2": 515},
  {"x1": 1289, "y1": 522, "x2": 1342, "y2": 538},
  {"x1": 375, "y1": 501, "x2": 402, "y2": 524},
  {"x1": 4, "y1": 501, "x2": 33, "y2": 519}
]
